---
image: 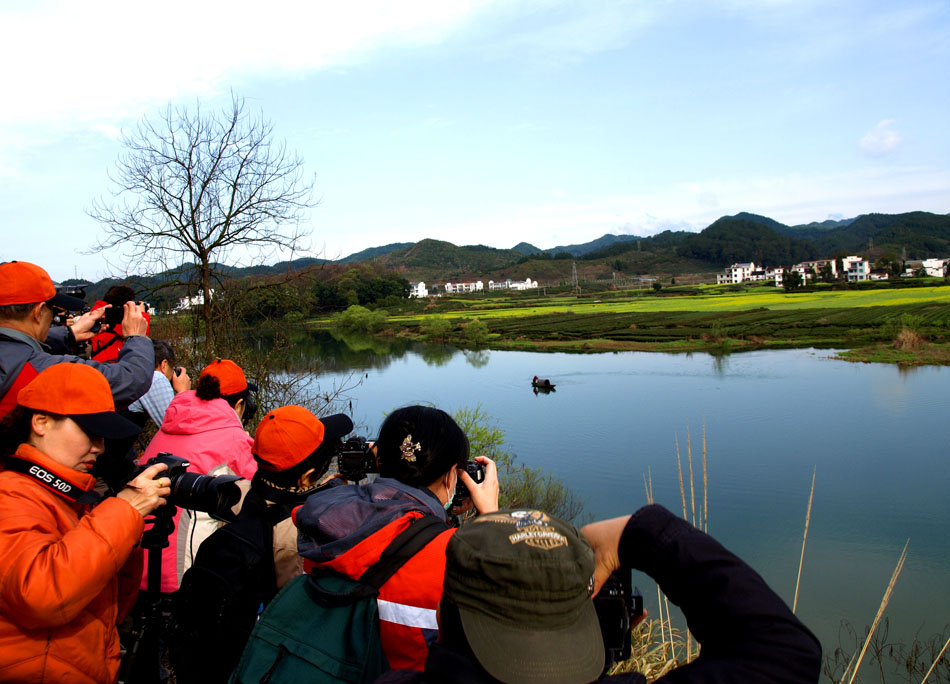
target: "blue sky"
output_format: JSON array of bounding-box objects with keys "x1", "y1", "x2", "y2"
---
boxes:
[{"x1": 2, "y1": 0, "x2": 948, "y2": 281}]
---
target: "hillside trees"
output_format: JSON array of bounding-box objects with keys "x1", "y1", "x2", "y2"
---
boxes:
[
  {"x1": 677, "y1": 217, "x2": 817, "y2": 267},
  {"x1": 88, "y1": 95, "x2": 316, "y2": 353}
]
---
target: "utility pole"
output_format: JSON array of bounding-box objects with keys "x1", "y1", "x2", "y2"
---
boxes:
[{"x1": 572, "y1": 261, "x2": 581, "y2": 296}]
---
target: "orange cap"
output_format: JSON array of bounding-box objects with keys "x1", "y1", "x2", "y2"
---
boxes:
[
  {"x1": 199, "y1": 359, "x2": 250, "y2": 395},
  {"x1": 0, "y1": 261, "x2": 85, "y2": 309},
  {"x1": 18, "y1": 364, "x2": 140, "y2": 439},
  {"x1": 253, "y1": 405, "x2": 353, "y2": 472}
]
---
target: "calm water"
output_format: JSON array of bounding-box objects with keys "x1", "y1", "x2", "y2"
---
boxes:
[{"x1": 293, "y1": 333, "x2": 950, "y2": 654}]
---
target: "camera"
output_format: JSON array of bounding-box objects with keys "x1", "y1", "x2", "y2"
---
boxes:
[
  {"x1": 593, "y1": 568, "x2": 643, "y2": 671},
  {"x1": 336, "y1": 436, "x2": 376, "y2": 482},
  {"x1": 102, "y1": 305, "x2": 125, "y2": 327},
  {"x1": 451, "y1": 460, "x2": 485, "y2": 507},
  {"x1": 131, "y1": 452, "x2": 242, "y2": 522}
]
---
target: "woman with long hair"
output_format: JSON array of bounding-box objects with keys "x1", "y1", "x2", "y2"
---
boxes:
[{"x1": 296, "y1": 405, "x2": 499, "y2": 671}]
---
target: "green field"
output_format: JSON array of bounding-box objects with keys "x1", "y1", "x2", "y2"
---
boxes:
[
  {"x1": 389, "y1": 285, "x2": 950, "y2": 323},
  {"x1": 371, "y1": 283, "x2": 950, "y2": 363}
]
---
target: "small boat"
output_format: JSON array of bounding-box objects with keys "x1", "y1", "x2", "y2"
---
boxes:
[{"x1": 531, "y1": 376, "x2": 556, "y2": 389}]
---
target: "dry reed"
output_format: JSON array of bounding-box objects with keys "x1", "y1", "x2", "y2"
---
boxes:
[
  {"x1": 701, "y1": 419, "x2": 708, "y2": 533},
  {"x1": 844, "y1": 540, "x2": 910, "y2": 684},
  {"x1": 686, "y1": 420, "x2": 696, "y2": 527},
  {"x1": 664, "y1": 596, "x2": 674, "y2": 659},
  {"x1": 674, "y1": 434, "x2": 687, "y2": 520},
  {"x1": 920, "y1": 633, "x2": 950, "y2": 684},
  {"x1": 793, "y1": 466, "x2": 817, "y2": 614}
]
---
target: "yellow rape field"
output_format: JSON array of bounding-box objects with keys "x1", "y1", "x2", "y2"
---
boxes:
[{"x1": 390, "y1": 285, "x2": 950, "y2": 322}]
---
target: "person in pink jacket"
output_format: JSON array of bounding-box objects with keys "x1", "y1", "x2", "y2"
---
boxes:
[{"x1": 140, "y1": 359, "x2": 258, "y2": 593}]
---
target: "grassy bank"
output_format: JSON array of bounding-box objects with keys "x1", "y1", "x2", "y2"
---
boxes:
[{"x1": 313, "y1": 282, "x2": 950, "y2": 364}]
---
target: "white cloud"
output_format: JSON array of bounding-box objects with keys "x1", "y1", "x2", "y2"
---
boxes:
[
  {"x1": 0, "y1": 0, "x2": 495, "y2": 130},
  {"x1": 859, "y1": 120, "x2": 904, "y2": 156}
]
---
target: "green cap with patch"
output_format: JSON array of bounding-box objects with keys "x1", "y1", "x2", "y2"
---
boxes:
[{"x1": 443, "y1": 509, "x2": 604, "y2": 684}]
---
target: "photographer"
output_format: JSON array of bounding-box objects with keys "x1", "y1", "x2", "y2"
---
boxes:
[
  {"x1": 296, "y1": 405, "x2": 500, "y2": 671},
  {"x1": 89, "y1": 284, "x2": 152, "y2": 363},
  {"x1": 127, "y1": 340, "x2": 192, "y2": 428},
  {"x1": 0, "y1": 363, "x2": 171, "y2": 683},
  {"x1": 377, "y1": 505, "x2": 821, "y2": 684},
  {"x1": 139, "y1": 358, "x2": 258, "y2": 593},
  {"x1": 169, "y1": 405, "x2": 353, "y2": 684},
  {"x1": 0, "y1": 261, "x2": 154, "y2": 418}
]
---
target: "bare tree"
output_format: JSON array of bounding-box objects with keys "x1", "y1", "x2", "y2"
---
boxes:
[{"x1": 88, "y1": 95, "x2": 316, "y2": 351}]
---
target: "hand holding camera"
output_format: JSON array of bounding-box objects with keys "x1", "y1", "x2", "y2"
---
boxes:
[
  {"x1": 455, "y1": 455, "x2": 499, "y2": 515},
  {"x1": 117, "y1": 462, "x2": 172, "y2": 517},
  {"x1": 119, "y1": 301, "x2": 149, "y2": 337},
  {"x1": 68, "y1": 306, "x2": 108, "y2": 342}
]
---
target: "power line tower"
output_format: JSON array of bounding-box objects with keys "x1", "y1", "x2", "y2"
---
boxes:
[{"x1": 571, "y1": 261, "x2": 581, "y2": 296}]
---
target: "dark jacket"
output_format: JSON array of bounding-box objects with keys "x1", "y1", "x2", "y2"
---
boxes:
[
  {"x1": 295, "y1": 478, "x2": 456, "y2": 671},
  {"x1": 0, "y1": 326, "x2": 154, "y2": 416},
  {"x1": 376, "y1": 504, "x2": 822, "y2": 684}
]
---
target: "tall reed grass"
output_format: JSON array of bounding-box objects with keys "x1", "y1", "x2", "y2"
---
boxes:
[{"x1": 627, "y1": 421, "x2": 948, "y2": 683}]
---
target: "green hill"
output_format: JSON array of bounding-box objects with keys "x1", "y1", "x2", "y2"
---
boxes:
[
  {"x1": 676, "y1": 216, "x2": 818, "y2": 267},
  {"x1": 811, "y1": 212, "x2": 950, "y2": 257}
]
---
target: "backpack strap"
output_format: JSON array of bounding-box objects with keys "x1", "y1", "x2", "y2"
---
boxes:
[
  {"x1": 359, "y1": 516, "x2": 448, "y2": 589},
  {"x1": 305, "y1": 515, "x2": 449, "y2": 606}
]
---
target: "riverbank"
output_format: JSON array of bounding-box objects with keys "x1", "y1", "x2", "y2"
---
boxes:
[{"x1": 313, "y1": 281, "x2": 950, "y2": 364}]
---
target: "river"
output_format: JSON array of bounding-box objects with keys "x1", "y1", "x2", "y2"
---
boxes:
[{"x1": 289, "y1": 332, "x2": 950, "y2": 663}]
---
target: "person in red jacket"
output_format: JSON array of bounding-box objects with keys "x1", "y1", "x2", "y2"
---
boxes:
[
  {"x1": 0, "y1": 363, "x2": 171, "y2": 683},
  {"x1": 89, "y1": 285, "x2": 151, "y2": 363},
  {"x1": 295, "y1": 405, "x2": 500, "y2": 671}
]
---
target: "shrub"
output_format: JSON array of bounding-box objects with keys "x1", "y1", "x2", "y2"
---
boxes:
[
  {"x1": 453, "y1": 406, "x2": 586, "y2": 523},
  {"x1": 330, "y1": 305, "x2": 388, "y2": 334}
]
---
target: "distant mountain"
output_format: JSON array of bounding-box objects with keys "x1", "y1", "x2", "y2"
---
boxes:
[
  {"x1": 810, "y1": 212, "x2": 950, "y2": 257},
  {"x1": 338, "y1": 242, "x2": 413, "y2": 263},
  {"x1": 676, "y1": 216, "x2": 818, "y2": 267},
  {"x1": 728, "y1": 212, "x2": 789, "y2": 232},
  {"x1": 543, "y1": 234, "x2": 640, "y2": 257},
  {"x1": 511, "y1": 242, "x2": 543, "y2": 256},
  {"x1": 374, "y1": 239, "x2": 524, "y2": 279}
]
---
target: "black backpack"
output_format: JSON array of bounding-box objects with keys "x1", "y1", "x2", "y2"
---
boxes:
[
  {"x1": 229, "y1": 515, "x2": 449, "y2": 684},
  {"x1": 169, "y1": 491, "x2": 292, "y2": 684}
]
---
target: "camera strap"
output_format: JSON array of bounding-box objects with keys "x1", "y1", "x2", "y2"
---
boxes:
[{"x1": 4, "y1": 456, "x2": 102, "y2": 505}]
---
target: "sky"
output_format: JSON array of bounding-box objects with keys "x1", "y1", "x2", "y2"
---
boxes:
[{"x1": 2, "y1": 0, "x2": 949, "y2": 282}]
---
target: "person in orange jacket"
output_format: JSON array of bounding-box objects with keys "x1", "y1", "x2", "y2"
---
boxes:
[{"x1": 0, "y1": 363, "x2": 171, "y2": 683}]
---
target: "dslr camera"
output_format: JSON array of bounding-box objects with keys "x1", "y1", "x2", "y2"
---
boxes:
[
  {"x1": 593, "y1": 568, "x2": 644, "y2": 671},
  {"x1": 451, "y1": 460, "x2": 485, "y2": 508},
  {"x1": 336, "y1": 436, "x2": 376, "y2": 482},
  {"x1": 131, "y1": 452, "x2": 242, "y2": 522}
]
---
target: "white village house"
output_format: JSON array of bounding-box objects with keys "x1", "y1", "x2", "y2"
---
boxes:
[
  {"x1": 488, "y1": 277, "x2": 538, "y2": 291},
  {"x1": 409, "y1": 281, "x2": 428, "y2": 298}
]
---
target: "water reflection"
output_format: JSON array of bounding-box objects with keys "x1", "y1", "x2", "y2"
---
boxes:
[{"x1": 463, "y1": 349, "x2": 491, "y2": 368}]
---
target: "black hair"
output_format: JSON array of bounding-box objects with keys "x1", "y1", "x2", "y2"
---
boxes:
[
  {"x1": 0, "y1": 406, "x2": 33, "y2": 457},
  {"x1": 0, "y1": 407, "x2": 72, "y2": 458},
  {"x1": 195, "y1": 373, "x2": 248, "y2": 409},
  {"x1": 250, "y1": 442, "x2": 334, "y2": 505},
  {"x1": 0, "y1": 302, "x2": 41, "y2": 322},
  {"x1": 376, "y1": 405, "x2": 469, "y2": 489},
  {"x1": 103, "y1": 285, "x2": 135, "y2": 307},
  {"x1": 153, "y1": 340, "x2": 176, "y2": 368}
]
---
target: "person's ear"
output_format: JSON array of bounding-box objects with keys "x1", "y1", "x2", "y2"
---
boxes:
[
  {"x1": 31, "y1": 413, "x2": 51, "y2": 436},
  {"x1": 31, "y1": 302, "x2": 46, "y2": 324},
  {"x1": 233, "y1": 397, "x2": 246, "y2": 420},
  {"x1": 297, "y1": 467, "x2": 317, "y2": 490}
]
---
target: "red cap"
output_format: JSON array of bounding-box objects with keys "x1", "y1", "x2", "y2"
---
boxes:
[
  {"x1": 253, "y1": 406, "x2": 353, "y2": 472},
  {"x1": 18, "y1": 364, "x2": 140, "y2": 439},
  {"x1": 199, "y1": 359, "x2": 250, "y2": 395}
]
